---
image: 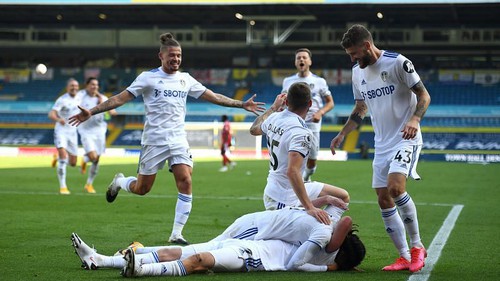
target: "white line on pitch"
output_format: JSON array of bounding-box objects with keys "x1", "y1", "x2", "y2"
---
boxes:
[
  {"x1": 0, "y1": 190, "x2": 459, "y2": 207},
  {"x1": 407, "y1": 204, "x2": 464, "y2": 281}
]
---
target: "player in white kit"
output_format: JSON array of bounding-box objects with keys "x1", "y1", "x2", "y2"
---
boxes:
[
  {"x1": 282, "y1": 48, "x2": 334, "y2": 182},
  {"x1": 77, "y1": 77, "x2": 117, "y2": 194},
  {"x1": 70, "y1": 215, "x2": 366, "y2": 276},
  {"x1": 48, "y1": 78, "x2": 83, "y2": 195},
  {"x1": 330, "y1": 24, "x2": 431, "y2": 273},
  {"x1": 250, "y1": 82, "x2": 349, "y2": 225},
  {"x1": 69, "y1": 33, "x2": 265, "y2": 245}
]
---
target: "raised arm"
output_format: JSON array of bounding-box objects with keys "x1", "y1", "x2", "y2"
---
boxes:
[
  {"x1": 200, "y1": 89, "x2": 265, "y2": 116},
  {"x1": 330, "y1": 100, "x2": 367, "y2": 155},
  {"x1": 402, "y1": 81, "x2": 431, "y2": 140},
  {"x1": 249, "y1": 93, "x2": 286, "y2": 136},
  {"x1": 325, "y1": 216, "x2": 352, "y2": 253},
  {"x1": 69, "y1": 90, "x2": 134, "y2": 126}
]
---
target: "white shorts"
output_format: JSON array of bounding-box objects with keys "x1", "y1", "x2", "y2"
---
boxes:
[
  {"x1": 372, "y1": 144, "x2": 422, "y2": 188},
  {"x1": 264, "y1": 181, "x2": 324, "y2": 210},
  {"x1": 137, "y1": 143, "x2": 193, "y2": 175},
  {"x1": 54, "y1": 131, "x2": 78, "y2": 156},
  {"x1": 308, "y1": 130, "x2": 320, "y2": 160},
  {"x1": 80, "y1": 133, "x2": 106, "y2": 155}
]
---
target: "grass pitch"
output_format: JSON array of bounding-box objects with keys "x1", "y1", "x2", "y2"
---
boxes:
[{"x1": 0, "y1": 156, "x2": 498, "y2": 281}]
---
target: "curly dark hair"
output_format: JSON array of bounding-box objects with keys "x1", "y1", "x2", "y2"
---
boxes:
[{"x1": 334, "y1": 227, "x2": 366, "y2": 270}]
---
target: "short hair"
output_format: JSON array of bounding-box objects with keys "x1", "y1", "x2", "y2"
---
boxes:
[
  {"x1": 67, "y1": 77, "x2": 78, "y2": 86},
  {"x1": 221, "y1": 114, "x2": 228, "y2": 122},
  {"x1": 341, "y1": 24, "x2": 373, "y2": 49},
  {"x1": 159, "y1": 32, "x2": 181, "y2": 52},
  {"x1": 85, "y1": 77, "x2": 98, "y2": 86},
  {"x1": 287, "y1": 82, "x2": 311, "y2": 111},
  {"x1": 295, "y1": 48, "x2": 312, "y2": 59},
  {"x1": 334, "y1": 227, "x2": 366, "y2": 270}
]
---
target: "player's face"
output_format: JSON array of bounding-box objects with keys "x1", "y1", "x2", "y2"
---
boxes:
[
  {"x1": 159, "y1": 46, "x2": 182, "y2": 74},
  {"x1": 67, "y1": 80, "x2": 79, "y2": 96},
  {"x1": 86, "y1": 80, "x2": 99, "y2": 96},
  {"x1": 345, "y1": 42, "x2": 372, "y2": 69},
  {"x1": 295, "y1": 51, "x2": 311, "y2": 73}
]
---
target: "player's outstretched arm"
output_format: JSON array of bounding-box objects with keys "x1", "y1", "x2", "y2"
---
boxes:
[
  {"x1": 200, "y1": 89, "x2": 266, "y2": 115},
  {"x1": 69, "y1": 90, "x2": 133, "y2": 126}
]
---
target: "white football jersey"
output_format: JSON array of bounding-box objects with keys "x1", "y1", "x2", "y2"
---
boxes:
[
  {"x1": 261, "y1": 110, "x2": 312, "y2": 204},
  {"x1": 126, "y1": 67, "x2": 207, "y2": 145},
  {"x1": 77, "y1": 90, "x2": 108, "y2": 136},
  {"x1": 352, "y1": 50, "x2": 423, "y2": 153},
  {"x1": 282, "y1": 72, "x2": 331, "y2": 132},
  {"x1": 213, "y1": 207, "x2": 334, "y2": 247},
  {"x1": 51, "y1": 92, "x2": 83, "y2": 134}
]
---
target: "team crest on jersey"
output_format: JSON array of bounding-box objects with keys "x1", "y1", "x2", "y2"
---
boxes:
[
  {"x1": 309, "y1": 83, "x2": 315, "y2": 90},
  {"x1": 403, "y1": 60, "x2": 415, "y2": 73},
  {"x1": 381, "y1": 71, "x2": 388, "y2": 82},
  {"x1": 180, "y1": 79, "x2": 186, "y2": 88}
]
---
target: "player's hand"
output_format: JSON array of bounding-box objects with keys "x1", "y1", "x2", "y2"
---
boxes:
[
  {"x1": 402, "y1": 118, "x2": 419, "y2": 140},
  {"x1": 68, "y1": 105, "x2": 91, "y2": 126},
  {"x1": 307, "y1": 207, "x2": 331, "y2": 225},
  {"x1": 311, "y1": 111, "x2": 322, "y2": 123},
  {"x1": 270, "y1": 93, "x2": 287, "y2": 112},
  {"x1": 330, "y1": 134, "x2": 344, "y2": 155},
  {"x1": 243, "y1": 94, "x2": 266, "y2": 116}
]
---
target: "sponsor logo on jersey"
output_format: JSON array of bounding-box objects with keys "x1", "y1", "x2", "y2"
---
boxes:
[
  {"x1": 381, "y1": 71, "x2": 388, "y2": 82},
  {"x1": 361, "y1": 85, "x2": 396, "y2": 100},
  {"x1": 154, "y1": 88, "x2": 188, "y2": 98},
  {"x1": 403, "y1": 60, "x2": 415, "y2": 73}
]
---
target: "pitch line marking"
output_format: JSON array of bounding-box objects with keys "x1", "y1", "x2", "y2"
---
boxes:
[
  {"x1": 407, "y1": 204, "x2": 464, "y2": 281},
  {"x1": 0, "y1": 190, "x2": 459, "y2": 207}
]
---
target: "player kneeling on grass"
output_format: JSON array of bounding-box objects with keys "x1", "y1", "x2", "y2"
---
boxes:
[{"x1": 71, "y1": 215, "x2": 365, "y2": 276}]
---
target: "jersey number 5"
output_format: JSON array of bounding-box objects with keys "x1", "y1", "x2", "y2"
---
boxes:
[{"x1": 267, "y1": 139, "x2": 280, "y2": 170}]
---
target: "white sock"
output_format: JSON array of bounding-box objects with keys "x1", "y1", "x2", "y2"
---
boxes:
[
  {"x1": 117, "y1": 176, "x2": 136, "y2": 192},
  {"x1": 96, "y1": 253, "x2": 125, "y2": 268},
  {"x1": 381, "y1": 206, "x2": 410, "y2": 260},
  {"x1": 324, "y1": 205, "x2": 345, "y2": 224},
  {"x1": 140, "y1": 260, "x2": 187, "y2": 276},
  {"x1": 137, "y1": 252, "x2": 161, "y2": 264},
  {"x1": 171, "y1": 193, "x2": 192, "y2": 237},
  {"x1": 395, "y1": 192, "x2": 423, "y2": 248},
  {"x1": 57, "y1": 158, "x2": 68, "y2": 188},
  {"x1": 86, "y1": 162, "x2": 98, "y2": 185}
]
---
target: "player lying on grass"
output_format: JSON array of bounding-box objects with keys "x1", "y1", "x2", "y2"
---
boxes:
[{"x1": 72, "y1": 215, "x2": 365, "y2": 277}]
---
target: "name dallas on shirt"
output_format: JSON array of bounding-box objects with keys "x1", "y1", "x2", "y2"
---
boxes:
[
  {"x1": 154, "y1": 88, "x2": 188, "y2": 98},
  {"x1": 361, "y1": 84, "x2": 395, "y2": 100},
  {"x1": 267, "y1": 123, "x2": 284, "y2": 136}
]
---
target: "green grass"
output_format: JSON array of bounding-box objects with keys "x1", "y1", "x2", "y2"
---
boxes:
[{"x1": 0, "y1": 156, "x2": 499, "y2": 281}]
